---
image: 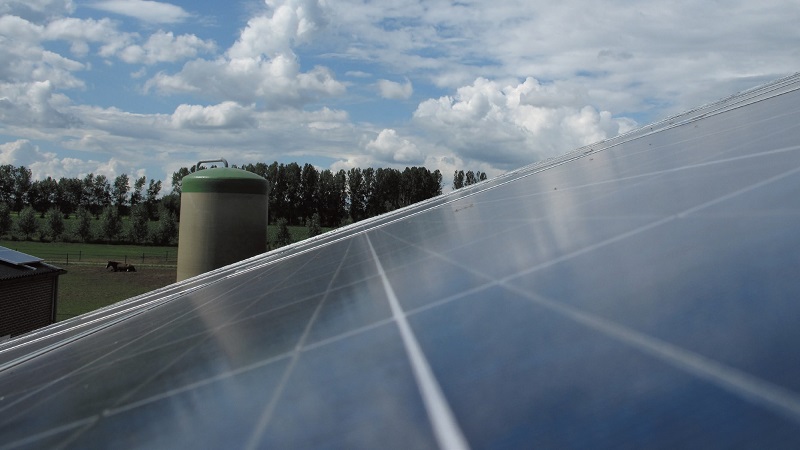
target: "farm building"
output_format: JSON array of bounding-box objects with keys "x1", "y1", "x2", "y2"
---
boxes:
[{"x1": 0, "y1": 247, "x2": 66, "y2": 340}]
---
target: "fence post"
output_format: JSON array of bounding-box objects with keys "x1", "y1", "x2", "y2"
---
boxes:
[
  {"x1": 66, "y1": 253, "x2": 69, "y2": 266},
  {"x1": 142, "y1": 252, "x2": 145, "y2": 264},
  {"x1": 79, "y1": 250, "x2": 81, "y2": 262}
]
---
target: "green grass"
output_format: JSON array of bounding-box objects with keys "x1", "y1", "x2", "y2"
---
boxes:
[
  {"x1": 4, "y1": 223, "x2": 335, "y2": 322},
  {"x1": 57, "y1": 265, "x2": 177, "y2": 321},
  {"x1": 0, "y1": 240, "x2": 179, "y2": 321},
  {"x1": 0, "y1": 240, "x2": 177, "y2": 266}
]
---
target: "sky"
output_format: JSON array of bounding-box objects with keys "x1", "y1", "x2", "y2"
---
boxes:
[{"x1": 1, "y1": 0, "x2": 798, "y2": 190}]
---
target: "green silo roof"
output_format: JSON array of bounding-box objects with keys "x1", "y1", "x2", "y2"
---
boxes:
[{"x1": 181, "y1": 168, "x2": 269, "y2": 195}]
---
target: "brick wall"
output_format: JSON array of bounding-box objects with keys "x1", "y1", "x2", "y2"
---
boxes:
[{"x1": 0, "y1": 274, "x2": 58, "y2": 337}]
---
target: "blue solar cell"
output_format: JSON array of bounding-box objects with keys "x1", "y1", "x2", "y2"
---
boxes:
[
  {"x1": 1, "y1": 74, "x2": 800, "y2": 448},
  {"x1": 0, "y1": 248, "x2": 42, "y2": 265}
]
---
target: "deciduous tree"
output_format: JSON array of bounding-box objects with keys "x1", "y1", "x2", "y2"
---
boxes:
[
  {"x1": 44, "y1": 207, "x2": 65, "y2": 241},
  {"x1": 131, "y1": 175, "x2": 146, "y2": 206},
  {"x1": 151, "y1": 205, "x2": 177, "y2": 245},
  {"x1": 453, "y1": 170, "x2": 465, "y2": 190},
  {"x1": 128, "y1": 203, "x2": 150, "y2": 244},
  {"x1": 100, "y1": 206, "x2": 123, "y2": 242},
  {"x1": 112, "y1": 174, "x2": 130, "y2": 214},
  {"x1": 0, "y1": 165, "x2": 14, "y2": 207},
  {"x1": 12, "y1": 166, "x2": 32, "y2": 211},
  {"x1": 29, "y1": 177, "x2": 60, "y2": 215},
  {"x1": 74, "y1": 206, "x2": 93, "y2": 242},
  {"x1": 284, "y1": 163, "x2": 302, "y2": 224},
  {"x1": 347, "y1": 167, "x2": 366, "y2": 221},
  {"x1": 300, "y1": 163, "x2": 320, "y2": 222},
  {"x1": 145, "y1": 179, "x2": 162, "y2": 219},
  {"x1": 0, "y1": 203, "x2": 12, "y2": 237},
  {"x1": 465, "y1": 170, "x2": 477, "y2": 186},
  {"x1": 58, "y1": 177, "x2": 83, "y2": 217},
  {"x1": 170, "y1": 169, "x2": 189, "y2": 195},
  {"x1": 16, "y1": 206, "x2": 38, "y2": 240}
]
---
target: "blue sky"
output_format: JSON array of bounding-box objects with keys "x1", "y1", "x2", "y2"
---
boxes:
[{"x1": 1, "y1": 0, "x2": 798, "y2": 190}]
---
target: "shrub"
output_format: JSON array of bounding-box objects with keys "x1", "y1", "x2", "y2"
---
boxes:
[
  {"x1": 274, "y1": 218, "x2": 293, "y2": 247},
  {"x1": 306, "y1": 212, "x2": 322, "y2": 238}
]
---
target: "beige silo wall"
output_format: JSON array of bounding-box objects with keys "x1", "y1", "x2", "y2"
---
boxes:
[{"x1": 177, "y1": 191, "x2": 267, "y2": 282}]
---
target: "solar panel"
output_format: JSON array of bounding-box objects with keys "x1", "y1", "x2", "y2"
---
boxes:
[
  {"x1": 1, "y1": 73, "x2": 800, "y2": 448},
  {"x1": 0, "y1": 248, "x2": 42, "y2": 266}
]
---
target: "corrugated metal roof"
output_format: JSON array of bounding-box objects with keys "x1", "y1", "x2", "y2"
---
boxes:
[{"x1": 0, "y1": 247, "x2": 64, "y2": 281}]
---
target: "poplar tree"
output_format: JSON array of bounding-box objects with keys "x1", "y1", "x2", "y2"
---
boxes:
[
  {"x1": 74, "y1": 206, "x2": 93, "y2": 242},
  {"x1": 16, "y1": 206, "x2": 38, "y2": 240},
  {"x1": 0, "y1": 203, "x2": 12, "y2": 237},
  {"x1": 44, "y1": 207, "x2": 65, "y2": 241},
  {"x1": 100, "y1": 206, "x2": 123, "y2": 242}
]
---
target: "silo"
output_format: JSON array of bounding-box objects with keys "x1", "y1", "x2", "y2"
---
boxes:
[{"x1": 177, "y1": 159, "x2": 269, "y2": 282}]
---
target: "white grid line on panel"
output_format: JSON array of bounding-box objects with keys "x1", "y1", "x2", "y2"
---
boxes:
[
  {"x1": 245, "y1": 240, "x2": 354, "y2": 450},
  {"x1": 380, "y1": 162, "x2": 800, "y2": 426},
  {"x1": 365, "y1": 234, "x2": 470, "y2": 450},
  {"x1": 0, "y1": 250, "x2": 328, "y2": 448},
  {"x1": 506, "y1": 286, "x2": 800, "y2": 426}
]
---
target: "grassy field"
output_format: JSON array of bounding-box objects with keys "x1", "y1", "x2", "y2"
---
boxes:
[
  {"x1": 57, "y1": 265, "x2": 177, "y2": 321},
  {"x1": 0, "y1": 240, "x2": 177, "y2": 266},
  {"x1": 3, "y1": 223, "x2": 331, "y2": 322},
  {"x1": 1, "y1": 222, "x2": 327, "y2": 264},
  {"x1": 0, "y1": 240, "x2": 180, "y2": 321}
]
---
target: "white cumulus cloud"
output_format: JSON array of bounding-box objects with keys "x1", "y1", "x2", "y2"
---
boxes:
[
  {"x1": 146, "y1": 53, "x2": 345, "y2": 109},
  {"x1": 377, "y1": 79, "x2": 413, "y2": 100},
  {"x1": 119, "y1": 31, "x2": 216, "y2": 65},
  {"x1": 0, "y1": 139, "x2": 127, "y2": 180},
  {"x1": 44, "y1": 17, "x2": 131, "y2": 58},
  {"x1": 142, "y1": 0, "x2": 345, "y2": 109},
  {"x1": 0, "y1": 0, "x2": 75, "y2": 21},
  {"x1": 0, "y1": 81, "x2": 79, "y2": 128},
  {"x1": 414, "y1": 77, "x2": 636, "y2": 169},
  {"x1": 366, "y1": 129, "x2": 424, "y2": 164},
  {"x1": 171, "y1": 102, "x2": 255, "y2": 129},
  {"x1": 228, "y1": 0, "x2": 327, "y2": 59},
  {"x1": 88, "y1": 0, "x2": 191, "y2": 24},
  {"x1": 134, "y1": 0, "x2": 344, "y2": 108}
]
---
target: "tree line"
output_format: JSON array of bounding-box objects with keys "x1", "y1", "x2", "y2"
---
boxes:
[
  {"x1": 0, "y1": 165, "x2": 164, "y2": 219},
  {"x1": 0, "y1": 162, "x2": 445, "y2": 245},
  {"x1": 0, "y1": 164, "x2": 176, "y2": 245},
  {"x1": 452, "y1": 170, "x2": 488, "y2": 189},
  {"x1": 171, "y1": 162, "x2": 444, "y2": 228}
]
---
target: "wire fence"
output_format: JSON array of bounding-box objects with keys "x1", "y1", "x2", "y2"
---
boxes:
[{"x1": 16, "y1": 249, "x2": 177, "y2": 267}]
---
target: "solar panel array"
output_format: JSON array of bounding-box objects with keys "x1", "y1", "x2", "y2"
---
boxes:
[
  {"x1": 1, "y1": 74, "x2": 800, "y2": 448},
  {"x1": 0, "y1": 248, "x2": 42, "y2": 266}
]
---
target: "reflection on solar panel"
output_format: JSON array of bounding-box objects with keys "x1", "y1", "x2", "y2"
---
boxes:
[{"x1": 2, "y1": 74, "x2": 800, "y2": 448}]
